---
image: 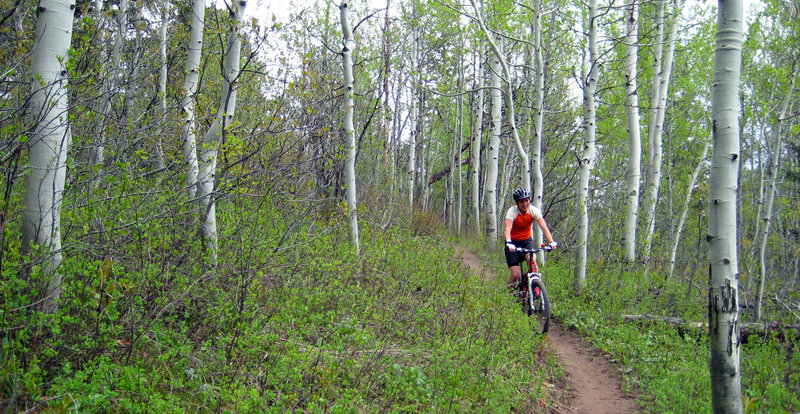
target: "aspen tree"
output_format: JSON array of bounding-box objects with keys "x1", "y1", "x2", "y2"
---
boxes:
[
  {"x1": 708, "y1": 0, "x2": 744, "y2": 410},
  {"x1": 22, "y1": 0, "x2": 76, "y2": 313},
  {"x1": 197, "y1": 0, "x2": 248, "y2": 264},
  {"x1": 180, "y1": 0, "x2": 206, "y2": 199},
  {"x1": 574, "y1": 0, "x2": 598, "y2": 291},
  {"x1": 340, "y1": 0, "x2": 360, "y2": 254}
]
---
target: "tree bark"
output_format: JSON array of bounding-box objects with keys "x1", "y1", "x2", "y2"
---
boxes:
[
  {"x1": 573, "y1": 0, "x2": 598, "y2": 292},
  {"x1": 22, "y1": 0, "x2": 76, "y2": 313},
  {"x1": 623, "y1": 0, "x2": 642, "y2": 262},
  {"x1": 485, "y1": 52, "x2": 501, "y2": 243},
  {"x1": 180, "y1": 0, "x2": 206, "y2": 200},
  {"x1": 340, "y1": 0, "x2": 360, "y2": 255},
  {"x1": 669, "y1": 138, "x2": 709, "y2": 279},
  {"x1": 92, "y1": 0, "x2": 128, "y2": 166},
  {"x1": 197, "y1": 0, "x2": 248, "y2": 265},
  {"x1": 471, "y1": 46, "x2": 485, "y2": 235},
  {"x1": 756, "y1": 66, "x2": 797, "y2": 322},
  {"x1": 708, "y1": 0, "x2": 744, "y2": 410}
]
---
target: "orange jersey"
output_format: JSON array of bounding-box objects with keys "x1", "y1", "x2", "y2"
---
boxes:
[{"x1": 505, "y1": 205, "x2": 542, "y2": 241}]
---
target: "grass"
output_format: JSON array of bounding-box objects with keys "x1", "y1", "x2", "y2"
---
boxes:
[{"x1": 2, "y1": 200, "x2": 567, "y2": 412}]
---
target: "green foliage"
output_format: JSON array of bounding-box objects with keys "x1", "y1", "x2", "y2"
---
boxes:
[
  {"x1": 2, "y1": 179, "x2": 567, "y2": 412},
  {"x1": 539, "y1": 256, "x2": 800, "y2": 413}
]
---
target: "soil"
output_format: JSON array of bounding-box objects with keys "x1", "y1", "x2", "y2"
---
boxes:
[{"x1": 454, "y1": 245, "x2": 642, "y2": 414}]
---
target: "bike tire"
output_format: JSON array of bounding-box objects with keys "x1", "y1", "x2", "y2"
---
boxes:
[{"x1": 527, "y1": 278, "x2": 550, "y2": 335}]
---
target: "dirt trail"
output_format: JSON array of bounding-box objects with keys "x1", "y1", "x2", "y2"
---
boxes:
[{"x1": 454, "y1": 246, "x2": 641, "y2": 414}]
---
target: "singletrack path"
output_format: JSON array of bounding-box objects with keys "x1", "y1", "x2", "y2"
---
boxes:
[{"x1": 454, "y1": 246, "x2": 641, "y2": 414}]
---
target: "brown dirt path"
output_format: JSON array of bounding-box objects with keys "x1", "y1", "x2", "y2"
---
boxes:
[{"x1": 454, "y1": 246, "x2": 641, "y2": 414}]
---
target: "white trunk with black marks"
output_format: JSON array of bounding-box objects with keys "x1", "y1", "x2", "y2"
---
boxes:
[
  {"x1": 155, "y1": 4, "x2": 169, "y2": 170},
  {"x1": 407, "y1": 37, "x2": 418, "y2": 208},
  {"x1": 181, "y1": 0, "x2": 205, "y2": 200},
  {"x1": 485, "y1": 54, "x2": 502, "y2": 243},
  {"x1": 471, "y1": 48, "x2": 485, "y2": 234},
  {"x1": 756, "y1": 67, "x2": 797, "y2": 322},
  {"x1": 623, "y1": 0, "x2": 642, "y2": 262},
  {"x1": 643, "y1": 0, "x2": 681, "y2": 261},
  {"x1": 197, "y1": 0, "x2": 247, "y2": 265},
  {"x1": 574, "y1": 0, "x2": 598, "y2": 292},
  {"x1": 22, "y1": 0, "x2": 76, "y2": 313},
  {"x1": 469, "y1": 0, "x2": 530, "y2": 189},
  {"x1": 531, "y1": 0, "x2": 545, "y2": 249},
  {"x1": 669, "y1": 139, "x2": 709, "y2": 278},
  {"x1": 92, "y1": 0, "x2": 127, "y2": 166},
  {"x1": 340, "y1": 0, "x2": 360, "y2": 255},
  {"x1": 708, "y1": 0, "x2": 744, "y2": 410}
]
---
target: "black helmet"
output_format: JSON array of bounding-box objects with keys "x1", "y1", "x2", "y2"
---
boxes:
[{"x1": 512, "y1": 188, "x2": 532, "y2": 201}]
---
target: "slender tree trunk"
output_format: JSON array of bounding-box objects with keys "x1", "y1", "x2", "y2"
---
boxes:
[
  {"x1": 530, "y1": 0, "x2": 545, "y2": 250},
  {"x1": 471, "y1": 47, "x2": 485, "y2": 234},
  {"x1": 155, "y1": 4, "x2": 169, "y2": 170},
  {"x1": 457, "y1": 61, "x2": 464, "y2": 234},
  {"x1": 340, "y1": 0, "x2": 360, "y2": 255},
  {"x1": 669, "y1": 139, "x2": 710, "y2": 279},
  {"x1": 92, "y1": 0, "x2": 128, "y2": 166},
  {"x1": 573, "y1": 0, "x2": 598, "y2": 292},
  {"x1": 382, "y1": 0, "x2": 393, "y2": 195},
  {"x1": 755, "y1": 67, "x2": 797, "y2": 322},
  {"x1": 708, "y1": 0, "x2": 744, "y2": 410},
  {"x1": 468, "y1": 1, "x2": 530, "y2": 189},
  {"x1": 22, "y1": 0, "x2": 76, "y2": 313},
  {"x1": 407, "y1": 38, "x2": 418, "y2": 208},
  {"x1": 197, "y1": 0, "x2": 247, "y2": 265},
  {"x1": 623, "y1": 0, "x2": 642, "y2": 262},
  {"x1": 485, "y1": 53, "x2": 502, "y2": 243},
  {"x1": 180, "y1": 0, "x2": 205, "y2": 200},
  {"x1": 643, "y1": 0, "x2": 682, "y2": 263}
]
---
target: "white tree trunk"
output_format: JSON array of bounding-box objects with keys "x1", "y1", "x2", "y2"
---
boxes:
[
  {"x1": 340, "y1": 0, "x2": 360, "y2": 254},
  {"x1": 623, "y1": 0, "x2": 642, "y2": 262},
  {"x1": 471, "y1": 47, "x2": 485, "y2": 234},
  {"x1": 22, "y1": 0, "x2": 76, "y2": 313},
  {"x1": 573, "y1": 0, "x2": 598, "y2": 292},
  {"x1": 668, "y1": 139, "x2": 709, "y2": 278},
  {"x1": 755, "y1": 67, "x2": 797, "y2": 322},
  {"x1": 468, "y1": 0, "x2": 530, "y2": 190},
  {"x1": 180, "y1": 0, "x2": 205, "y2": 200},
  {"x1": 407, "y1": 45, "x2": 418, "y2": 208},
  {"x1": 708, "y1": 0, "x2": 744, "y2": 409},
  {"x1": 643, "y1": 0, "x2": 681, "y2": 262},
  {"x1": 92, "y1": 0, "x2": 128, "y2": 166},
  {"x1": 531, "y1": 0, "x2": 545, "y2": 250},
  {"x1": 485, "y1": 54, "x2": 502, "y2": 243},
  {"x1": 197, "y1": 0, "x2": 247, "y2": 264},
  {"x1": 155, "y1": 4, "x2": 169, "y2": 170}
]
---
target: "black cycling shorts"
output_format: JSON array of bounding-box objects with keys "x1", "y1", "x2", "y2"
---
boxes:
[{"x1": 504, "y1": 238, "x2": 536, "y2": 267}]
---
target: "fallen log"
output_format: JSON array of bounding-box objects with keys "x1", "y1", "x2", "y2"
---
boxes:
[{"x1": 621, "y1": 314, "x2": 800, "y2": 343}]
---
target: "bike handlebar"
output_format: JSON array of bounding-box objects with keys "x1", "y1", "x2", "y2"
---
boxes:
[{"x1": 514, "y1": 245, "x2": 555, "y2": 254}]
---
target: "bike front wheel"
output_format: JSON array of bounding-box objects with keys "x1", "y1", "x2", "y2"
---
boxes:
[{"x1": 527, "y1": 278, "x2": 550, "y2": 335}]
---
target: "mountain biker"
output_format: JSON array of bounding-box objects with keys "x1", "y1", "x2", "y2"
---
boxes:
[{"x1": 504, "y1": 188, "x2": 558, "y2": 290}]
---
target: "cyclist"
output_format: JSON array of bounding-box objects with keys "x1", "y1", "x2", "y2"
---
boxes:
[{"x1": 504, "y1": 188, "x2": 558, "y2": 290}]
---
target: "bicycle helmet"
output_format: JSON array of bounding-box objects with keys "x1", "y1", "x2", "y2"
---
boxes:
[{"x1": 512, "y1": 187, "x2": 532, "y2": 201}]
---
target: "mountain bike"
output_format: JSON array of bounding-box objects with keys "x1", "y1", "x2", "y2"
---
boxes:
[{"x1": 514, "y1": 246, "x2": 552, "y2": 335}]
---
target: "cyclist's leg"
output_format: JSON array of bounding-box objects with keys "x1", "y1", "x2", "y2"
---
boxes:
[{"x1": 504, "y1": 245, "x2": 523, "y2": 291}]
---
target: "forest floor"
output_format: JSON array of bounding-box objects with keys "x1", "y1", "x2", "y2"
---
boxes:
[{"x1": 453, "y1": 246, "x2": 642, "y2": 414}]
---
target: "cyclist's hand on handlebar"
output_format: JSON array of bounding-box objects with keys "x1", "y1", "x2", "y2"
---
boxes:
[
  {"x1": 506, "y1": 241, "x2": 516, "y2": 252},
  {"x1": 548, "y1": 241, "x2": 558, "y2": 250}
]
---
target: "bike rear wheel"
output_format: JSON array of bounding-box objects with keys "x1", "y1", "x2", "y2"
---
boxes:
[{"x1": 526, "y1": 278, "x2": 550, "y2": 335}]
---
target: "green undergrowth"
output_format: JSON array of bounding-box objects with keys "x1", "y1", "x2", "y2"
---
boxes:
[
  {"x1": 521, "y1": 256, "x2": 799, "y2": 413},
  {"x1": 2, "y1": 199, "x2": 565, "y2": 412},
  {"x1": 454, "y1": 238, "x2": 799, "y2": 413}
]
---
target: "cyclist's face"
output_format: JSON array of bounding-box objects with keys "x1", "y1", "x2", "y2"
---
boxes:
[{"x1": 517, "y1": 198, "x2": 530, "y2": 212}]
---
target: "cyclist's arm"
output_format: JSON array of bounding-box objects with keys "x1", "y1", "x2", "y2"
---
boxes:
[
  {"x1": 504, "y1": 218, "x2": 514, "y2": 242},
  {"x1": 535, "y1": 216, "x2": 555, "y2": 244}
]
